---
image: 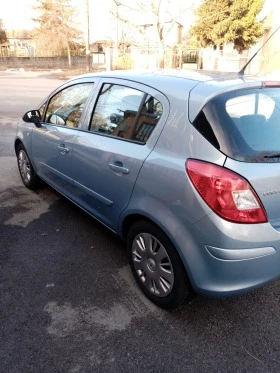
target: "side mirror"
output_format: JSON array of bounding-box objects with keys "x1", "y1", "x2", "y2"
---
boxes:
[{"x1": 22, "y1": 110, "x2": 42, "y2": 127}]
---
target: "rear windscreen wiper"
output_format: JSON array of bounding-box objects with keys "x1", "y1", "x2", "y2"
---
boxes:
[{"x1": 264, "y1": 153, "x2": 280, "y2": 158}]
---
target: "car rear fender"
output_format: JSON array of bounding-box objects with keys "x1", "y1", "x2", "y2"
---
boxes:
[{"x1": 118, "y1": 196, "x2": 201, "y2": 285}]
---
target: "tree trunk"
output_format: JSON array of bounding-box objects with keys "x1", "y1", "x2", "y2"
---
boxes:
[
  {"x1": 213, "y1": 53, "x2": 218, "y2": 70},
  {"x1": 158, "y1": 43, "x2": 165, "y2": 68},
  {"x1": 197, "y1": 49, "x2": 203, "y2": 69},
  {"x1": 213, "y1": 45, "x2": 223, "y2": 71},
  {"x1": 67, "y1": 43, "x2": 72, "y2": 67}
]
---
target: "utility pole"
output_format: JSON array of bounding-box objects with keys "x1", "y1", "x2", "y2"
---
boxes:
[
  {"x1": 114, "y1": 1, "x2": 120, "y2": 67},
  {"x1": 85, "y1": 0, "x2": 91, "y2": 72}
]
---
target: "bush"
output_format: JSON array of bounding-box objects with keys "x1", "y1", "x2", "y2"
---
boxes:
[{"x1": 114, "y1": 54, "x2": 134, "y2": 70}]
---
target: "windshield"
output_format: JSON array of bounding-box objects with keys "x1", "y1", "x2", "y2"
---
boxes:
[{"x1": 193, "y1": 87, "x2": 280, "y2": 162}]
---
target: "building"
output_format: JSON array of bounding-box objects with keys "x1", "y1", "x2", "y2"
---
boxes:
[{"x1": 0, "y1": 38, "x2": 35, "y2": 57}]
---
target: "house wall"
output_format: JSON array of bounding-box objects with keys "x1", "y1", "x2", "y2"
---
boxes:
[{"x1": 261, "y1": 13, "x2": 280, "y2": 75}]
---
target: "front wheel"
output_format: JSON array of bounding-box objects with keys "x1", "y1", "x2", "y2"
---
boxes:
[
  {"x1": 127, "y1": 221, "x2": 193, "y2": 309},
  {"x1": 16, "y1": 144, "x2": 40, "y2": 189}
]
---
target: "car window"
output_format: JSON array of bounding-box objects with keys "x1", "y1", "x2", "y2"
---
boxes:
[
  {"x1": 45, "y1": 83, "x2": 94, "y2": 128},
  {"x1": 134, "y1": 95, "x2": 163, "y2": 142},
  {"x1": 193, "y1": 87, "x2": 280, "y2": 162},
  {"x1": 225, "y1": 93, "x2": 275, "y2": 119},
  {"x1": 38, "y1": 102, "x2": 46, "y2": 118},
  {"x1": 90, "y1": 83, "x2": 163, "y2": 143}
]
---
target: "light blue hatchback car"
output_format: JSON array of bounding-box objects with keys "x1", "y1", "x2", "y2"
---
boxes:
[{"x1": 15, "y1": 70, "x2": 280, "y2": 309}]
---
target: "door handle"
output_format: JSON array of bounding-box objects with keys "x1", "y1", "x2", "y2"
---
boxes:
[
  {"x1": 57, "y1": 145, "x2": 69, "y2": 155},
  {"x1": 109, "y1": 162, "x2": 130, "y2": 174}
]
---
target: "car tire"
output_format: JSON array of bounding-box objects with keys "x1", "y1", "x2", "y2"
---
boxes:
[
  {"x1": 127, "y1": 220, "x2": 193, "y2": 309},
  {"x1": 16, "y1": 143, "x2": 40, "y2": 189}
]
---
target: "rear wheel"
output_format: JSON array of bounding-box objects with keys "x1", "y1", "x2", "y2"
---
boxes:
[
  {"x1": 16, "y1": 144, "x2": 40, "y2": 189},
  {"x1": 127, "y1": 220, "x2": 193, "y2": 309}
]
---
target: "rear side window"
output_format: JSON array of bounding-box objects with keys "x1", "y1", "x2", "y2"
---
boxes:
[
  {"x1": 193, "y1": 88, "x2": 280, "y2": 162},
  {"x1": 90, "y1": 83, "x2": 163, "y2": 143}
]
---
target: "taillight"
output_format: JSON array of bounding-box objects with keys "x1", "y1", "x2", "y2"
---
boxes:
[{"x1": 186, "y1": 160, "x2": 267, "y2": 224}]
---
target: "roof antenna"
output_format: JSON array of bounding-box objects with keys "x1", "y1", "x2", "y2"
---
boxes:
[{"x1": 238, "y1": 24, "x2": 280, "y2": 77}]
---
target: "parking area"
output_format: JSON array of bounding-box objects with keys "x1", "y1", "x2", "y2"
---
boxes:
[{"x1": 1, "y1": 70, "x2": 280, "y2": 373}]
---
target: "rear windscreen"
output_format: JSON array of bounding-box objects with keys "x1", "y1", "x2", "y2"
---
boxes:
[{"x1": 193, "y1": 87, "x2": 280, "y2": 162}]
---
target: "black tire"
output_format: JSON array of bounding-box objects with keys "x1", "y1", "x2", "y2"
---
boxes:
[
  {"x1": 16, "y1": 143, "x2": 40, "y2": 189},
  {"x1": 127, "y1": 220, "x2": 194, "y2": 309}
]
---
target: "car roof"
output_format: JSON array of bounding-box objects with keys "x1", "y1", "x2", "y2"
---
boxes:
[
  {"x1": 70, "y1": 69, "x2": 245, "y2": 87},
  {"x1": 69, "y1": 69, "x2": 266, "y2": 122}
]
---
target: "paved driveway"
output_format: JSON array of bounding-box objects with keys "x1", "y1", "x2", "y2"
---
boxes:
[{"x1": 1, "y1": 70, "x2": 280, "y2": 373}]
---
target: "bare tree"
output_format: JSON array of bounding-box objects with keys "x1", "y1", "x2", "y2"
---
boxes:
[{"x1": 111, "y1": 0, "x2": 190, "y2": 68}]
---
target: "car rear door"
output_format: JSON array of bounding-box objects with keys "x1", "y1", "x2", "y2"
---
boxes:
[
  {"x1": 31, "y1": 81, "x2": 96, "y2": 197},
  {"x1": 71, "y1": 78, "x2": 169, "y2": 230}
]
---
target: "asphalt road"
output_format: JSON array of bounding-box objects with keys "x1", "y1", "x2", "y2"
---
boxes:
[{"x1": 1, "y1": 70, "x2": 280, "y2": 373}]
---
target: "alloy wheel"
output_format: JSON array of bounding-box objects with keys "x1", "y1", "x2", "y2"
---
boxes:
[{"x1": 18, "y1": 150, "x2": 31, "y2": 184}]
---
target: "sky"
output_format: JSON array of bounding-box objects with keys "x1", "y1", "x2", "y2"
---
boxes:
[
  {"x1": 0, "y1": 0, "x2": 195, "y2": 43},
  {"x1": 0, "y1": 0, "x2": 276, "y2": 42},
  {"x1": 0, "y1": 0, "x2": 114, "y2": 40},
  {"x1": 1, "y1": 0, "x2": 37, "y2": 30}
]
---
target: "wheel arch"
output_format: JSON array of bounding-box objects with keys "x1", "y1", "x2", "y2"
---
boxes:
[
  {"x1": 15, "y1": 141, "x2": 40, "y2": 189},
  {"x1": 121, "y1": 213, "x2": 152, "y2": 241},
  {"x1": 14, "y1": 138, "x2": 23, "y2": 154},
  {"x1": 120, "y1": 209, "x2": 198, "y2": 292},
  {"x1": 125, "y1": 215, "x2": 195, "y2": 308},
  {"x1": 121, "y1": 212, "x2": 193, "y2": 276}
]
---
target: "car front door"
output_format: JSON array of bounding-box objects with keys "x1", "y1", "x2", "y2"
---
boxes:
[
  {"x1": 32, "y1": 81, "x2": 95, "y2": 197},
  {"x1": 71, "y1": 79, "x2": 169, "y2": 230}
]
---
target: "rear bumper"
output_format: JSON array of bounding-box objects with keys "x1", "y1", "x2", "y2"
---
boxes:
[
  {"x1": 193, "y1": 244, "x2": 280, "y2": 297},
  {"x1": 176, "y1": 213, "x2": 280, "y2": 297}
]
